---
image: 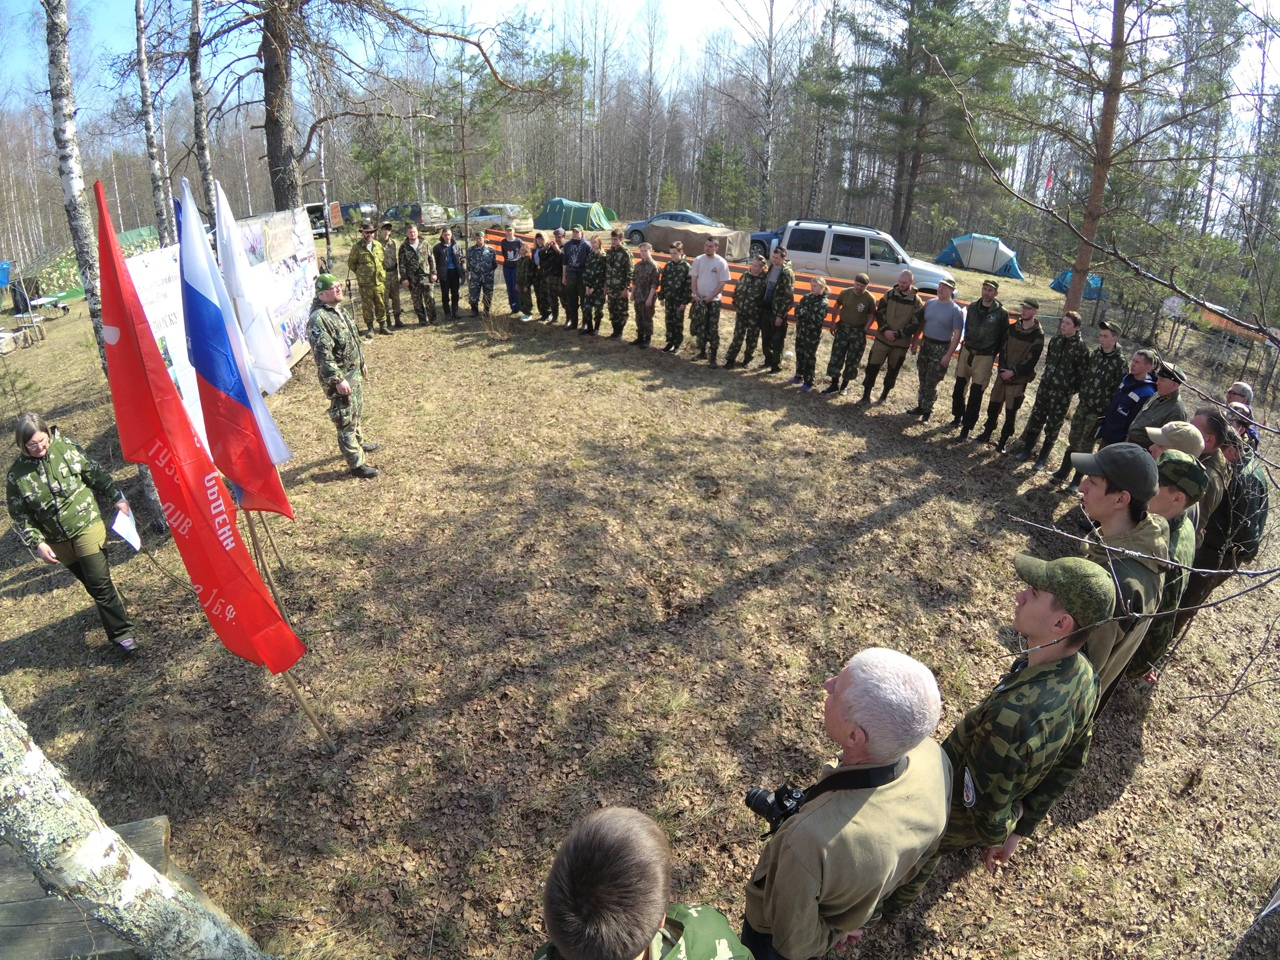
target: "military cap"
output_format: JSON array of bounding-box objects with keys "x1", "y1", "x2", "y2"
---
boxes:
[
  {"x1": 939, "y1": 277, "x2": 956, "y2": 290},
  {"x1": 359, "y1": 220, "x2": 375, "y2": 231},
  {"x1": 380, "y1": 220, "x2": 393, "y2": 229},
  {"x1": 1070, "y1": 442, "x2": 1159, "y2": 502},
  {"x1": 1156, "y1": 360, "x2": 1187, "y2": 384},
  {"x1": 315, "y1": 273, "x2": 339, "y2": 293},
  {"x1": 1098, "y1": 320, "x2": 1119, "y2": 333},
  {"x1": 982, "y1": 278, "x2": 999, "y2": 290},
  {"x1": 1145, "y1": 420, "x2": 1204, "y2": 457},
  {"x1": 1014, "y1": 554, "x2": 1117, "y2": 632},
  {"x1": 1156, "y1": 450, "x2": 1208, "y2": 505},
  {"x1": 855, "y1": 272, "x2": 870, "y2": 284},
  {"x1": 1021, "y1": 297, "x2": 1040, "y2": 309}
]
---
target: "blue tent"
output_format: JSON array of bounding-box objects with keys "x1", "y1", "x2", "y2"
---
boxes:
[
  {"x1": 1050, "y1": 270, "x2": 1107, "y2": 300},
  {"x1": 935, "y1": 233, "x2": 1025, "y2": 279}
]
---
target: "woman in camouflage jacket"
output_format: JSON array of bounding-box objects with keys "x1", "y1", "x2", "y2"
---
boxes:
[{"x1": 6, "y1": 413, "x2": 136, "y2": 650}]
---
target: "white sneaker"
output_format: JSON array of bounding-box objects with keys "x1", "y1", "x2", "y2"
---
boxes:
[{"x1": 116, "y1": 636, "x2": 137, "y2": 652}]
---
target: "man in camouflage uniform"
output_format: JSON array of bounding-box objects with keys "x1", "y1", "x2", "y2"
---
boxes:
[
  {"x1": 1126, "y1": 360, "x2": 1188, "y2": 447},
  {"x1": 724, "y1": 255, "x2": 767, "y2": 369},
  {"x1": 1014, "y1": 310, "x2": 1091, "y2": 469},
  {"x1": 858, "y1": 270, "x2": 922, "y2": 404},
  {"x1": 467, "y1": 232, "x2": 498, "y2": 317},
  {"x1": 308, "y1": 274, "x2": 379, "y2": 479},
  {"x1": 348, "y1": 221, "x2": 390, "y2": 336},
  {"x1": 823, "y1": 272, "x2": 876, "y2": 395},
  {"x1": 1052, "y1": 321, "x2": 1126, "y2": 481},
  {"x1": 377, "y1": 221, "x2": 403, "y2": 328},
  {"x1": 907, "y1": 277, "x2": 963, "y2": 420},
  {"x1": 659, "y1": 241, "x2": 692, "y2": 352},
  {"x1": 604, "y1": 229, "x2": 633, "y2": 338},
  {"x1": 398, "y1": 223, "x2": 438, "y2": 325},
  {"x1": 582, "y1": 238, "x2": 607, "y2": 334},
  {"x1": 880, "y1": 554, "x2": 1115, "y2": 919},
  {"x1": 950, "y1": 279, "x2": 1008, "y2": 433},
  {"x1": 1127, "y1": 450, "x2": 1207, "y2": 683},
  {"x1": 515, "y1": 243, "x2": 537, "y2": 320}
]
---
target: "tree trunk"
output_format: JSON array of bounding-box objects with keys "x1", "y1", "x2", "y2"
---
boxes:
[
  {"x1": 41, "y1": 0, "x2": 104, "y2": 369},
  {"x1": 262, "y1": 1, "x2": 301, "y2": 211},
  {"x1": 189, "y1": 0, "x2": 217, "y2": 220},
  {"x1": 136, "y1": 0, "x2": 171, "y2": 246},
  {"x1": 1066, "y1": 0, "x2": 1127, "y2": 312},
  {"x1": 0, "y1": 693, "x2": 273, "y2": 960}
]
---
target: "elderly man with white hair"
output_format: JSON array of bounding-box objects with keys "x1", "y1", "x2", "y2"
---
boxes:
[{"x1": 741, "y1": 648, "x2": 950, "y2": 960}]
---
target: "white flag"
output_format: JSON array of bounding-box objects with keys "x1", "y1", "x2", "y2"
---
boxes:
[{"x1": 214, "y1": 181, "x2": 292, "y2": 397}]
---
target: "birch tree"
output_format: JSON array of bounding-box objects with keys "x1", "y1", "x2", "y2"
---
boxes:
[
  {"x1": 0, "y1": 692, "x2": 273, "y2": 960},
  {"x1": 189, "y1": 0, "x2": 216, "y2": 218},
  {"x1": 135, "y1": 0, "x2": 173, "y2": 246}
]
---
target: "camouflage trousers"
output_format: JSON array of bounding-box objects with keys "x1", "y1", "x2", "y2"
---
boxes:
[
  {"x1": 518, "y1": 283, "x2": 534, "y2": 317},
  {"x1": 584, "y1": 290, "x2": 605, "y2": 331},
  {"x1": 1022, "y1": 389, "x2": 1075, "y2": 448},
  {"x1": 357, "y1": 281, "x2": 387, "y2": 330},
  {"x1": 827, "y1": 324, "x2": 867, "y2": 384},
  {"x1": 539, "y1": 275, "x2": 561, "y2": 320},
  {"x1": 662, "y1": 300, "x2": 687, "y2": 346},
  {"x1": 794, "y1": 314, "x2": 824, "y2": 383},
  {"x1": 725, "y1": 309, "x2": 761, "y2": 363},
  {"x1": 880, "y1": 817, "x2": 998, "y2": 919},
  {"x1": 607, "y1": 288, "x2": 630, "y2": 334},
  {"x1": 384, "y1": 270, "x2": 402, "y2": 321},
  {"x1": 691, "y1": 300, "x2": 721, "y2": 352},
  {"x1": 408, "y1": 279, "x2": 438, "y2": 324},
  {"x1": 468, "y1": 274, "x2": 495, "y2": 314},
  {"x1": 1066, "y1": 402, "x2": 1105, "y2": 453},
  {"x1": 916, "y1": 338, "x2": 952, "y2": 415},
  {"x1": 327, "y1": 375, "x2": 367, "y2": 469}
]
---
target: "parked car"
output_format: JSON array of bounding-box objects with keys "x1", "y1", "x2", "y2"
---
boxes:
[
  {"x1": 339, "y1": 201, "x2": 378, "y2": 225},
  {"x1": 750, "y1": 225, "x2": 785, "y2": 260},
  {"x1": 448, "y1": 204, "x2": 530, "y2": 234},
  {"x1": 624, "y1": 210, "x2": 725, "y2": 244},
  {"x1": 382, "y1": 201, "x2": 456, "y2": 231},
  {"x1": 770, "y1": 220, "x2": 956, "y2": 293}
]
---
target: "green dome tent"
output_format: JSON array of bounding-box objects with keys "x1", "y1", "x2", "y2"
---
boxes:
[{"x1": 533, "y1": 198, "x2": 613, "y2": 232}]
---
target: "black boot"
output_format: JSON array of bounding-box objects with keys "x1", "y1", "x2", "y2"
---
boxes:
[
  {"x1": 976, "y1": 403, "x2": 1000, "y2": 443},
  {"x1": 1032, "y1": 434, "x2": 1055, "y2": 471},
  {"x1": 996, "y1": 416, "x2": 1017, "y2": 453},
  {"x1": 1066, "y1": 471, "x2": 1083, "y2": 493},
  {"x1": 1051, "y1": 449, "x2": 1074, "y2": 481},
  {"x1": 860, "y1": 364, "x2": 881, "y2": 405},
  {"x1": 878, "y1": 364, "x2": 900, "y2": 402},
  {"x1": 950, "y1": 377, "x2": 969, "y2": 425},
  {"x1": 1013, "y1": 430, "x2": 1039, "y2": 461},
  {"x1": 708, "y1": 347, "x2": 719, "y2": 368},
  {"x1": 822, "y1": 379, "x2": 841, "y2": 394},
  {"x1": 962, "y1": 384, "x2": 986, "y2": 432}
]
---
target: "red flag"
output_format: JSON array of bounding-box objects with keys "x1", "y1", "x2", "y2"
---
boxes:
[
  {"x1": 94, "y1": 182, "x2": 306, "y2": 674},
  {"x1": 1045, "y1": 166, "x2": 1054, "y2": 194}
]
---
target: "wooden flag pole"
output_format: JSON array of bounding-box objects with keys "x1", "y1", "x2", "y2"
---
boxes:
[
  {"x1": 260, "y1": 513, "x2": 289, "y2": 575},
  {"x1": 245, "y1": 512, "x2": 335, "y2": 752}
]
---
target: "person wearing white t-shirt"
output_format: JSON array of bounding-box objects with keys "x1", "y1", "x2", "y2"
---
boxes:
[{"x1": 689, "y1": 238, "x2": 731, "y2": 367}]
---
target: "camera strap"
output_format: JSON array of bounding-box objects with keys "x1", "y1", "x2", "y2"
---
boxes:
[{"x1": 801, "y1": 758, "x2": 907, "y2": 807}]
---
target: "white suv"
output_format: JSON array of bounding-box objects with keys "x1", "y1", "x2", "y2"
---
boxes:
[{"x1": 772, "y1": 220, "x2": 955, "y2": 293}]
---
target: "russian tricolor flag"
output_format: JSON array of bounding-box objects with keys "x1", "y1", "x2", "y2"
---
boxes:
[{"x1": 177, "y1": 178, "x2": 294, "y2": 519}]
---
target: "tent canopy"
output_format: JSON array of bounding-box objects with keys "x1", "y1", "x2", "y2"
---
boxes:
[
  {"x1": 935, "y1": 233, "x2": 1025, "y2": 280},
  {"x1": 533, "y1": 198, "x2": 613, "y2": 232},
  {"x1": 1050, "y1": 270, "x2": 1107, "y2": 300}
]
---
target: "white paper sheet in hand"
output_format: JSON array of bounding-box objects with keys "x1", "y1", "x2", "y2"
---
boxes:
[{"x1": 111, "y1": 509, "x2": 141, "y2": 551}]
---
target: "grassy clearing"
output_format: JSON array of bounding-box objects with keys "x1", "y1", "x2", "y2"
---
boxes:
[{"x1": 0, "y1": 297, "x2": 1276, "y2": 959}]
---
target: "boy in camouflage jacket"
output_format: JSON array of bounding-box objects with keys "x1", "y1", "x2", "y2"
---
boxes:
[{"x1": 1014, "y1": 310, "x2": 1091, "y2": 469}]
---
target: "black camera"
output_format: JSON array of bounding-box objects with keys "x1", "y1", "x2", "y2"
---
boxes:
[{"x1": 745, "y1": 783, "x2": 806, "y2": 832}]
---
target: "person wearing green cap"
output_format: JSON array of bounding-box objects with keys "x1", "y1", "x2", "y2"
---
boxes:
[
  {"x1": 348, "y1": 220, "x2": 390, "y2": 337},
  {"x1": 880, "y1": 553, "x2": 1115, "y2": 920},
  {"x1": 1128, "y1": 450, "x2": 1208, "y2": 682},
  {"x1": 1012, "y1": 310, "x2": 1090, "y2": 469},
  {"x1": 1071, "y1": 442, "x2": 1168, "y2": 704},
  {"x1": 308, "y1": 274, "x2": 380, "y2": 479}
]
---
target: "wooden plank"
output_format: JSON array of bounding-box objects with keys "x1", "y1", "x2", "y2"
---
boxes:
[{"x1": 0, "y1": 817, "x2": 170, "y2": 960}]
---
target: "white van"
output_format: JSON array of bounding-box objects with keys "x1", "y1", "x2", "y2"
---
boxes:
[{"x1": 775, "y1": 220, "x2": 955, "y2": 293}]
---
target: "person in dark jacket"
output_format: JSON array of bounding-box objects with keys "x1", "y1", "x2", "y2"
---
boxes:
[
  {"x1": 951, "y1": 279, "x2": 1008, "y2": 434},
  {"x1": 432, "y1": 228, "x2": 467, "y2": 320},
  {"x1": 976, "y1": 299, "x2": 1044, "y2": 452},
  {"x1": 1064, "y1": 348, "x2": 1158, "y2": 491}
]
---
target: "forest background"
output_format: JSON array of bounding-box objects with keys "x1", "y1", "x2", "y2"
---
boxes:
[{"x1": 2, "y1": 0, "x2": 1280, "y2": 333}]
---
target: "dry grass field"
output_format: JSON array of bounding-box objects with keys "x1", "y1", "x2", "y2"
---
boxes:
[{"x1": 0, "y1": 286, "x2": 1277, "y2": 960}]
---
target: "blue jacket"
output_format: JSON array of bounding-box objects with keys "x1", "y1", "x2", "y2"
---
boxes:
[{"x1": 1098, "y1": 374, "x2": 1155, "y2": 444}]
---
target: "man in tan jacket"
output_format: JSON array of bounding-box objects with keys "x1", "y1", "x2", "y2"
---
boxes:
[{"x1": 742, "y1": 648, "x2": 951, "y2": 960}]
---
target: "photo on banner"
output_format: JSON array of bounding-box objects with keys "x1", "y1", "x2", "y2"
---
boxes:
[{"x1": 234, "y1": 207, "x2": 318, "y2": 367}]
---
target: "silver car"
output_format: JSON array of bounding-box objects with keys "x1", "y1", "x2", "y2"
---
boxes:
[{"x1": 776, "y1": 220, "x2": 956, "y2": 293}]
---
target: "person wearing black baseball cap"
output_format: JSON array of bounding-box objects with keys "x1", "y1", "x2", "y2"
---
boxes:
[{"x1": 1071, "y1": 442, "x2": 1168, "y2": 704}]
